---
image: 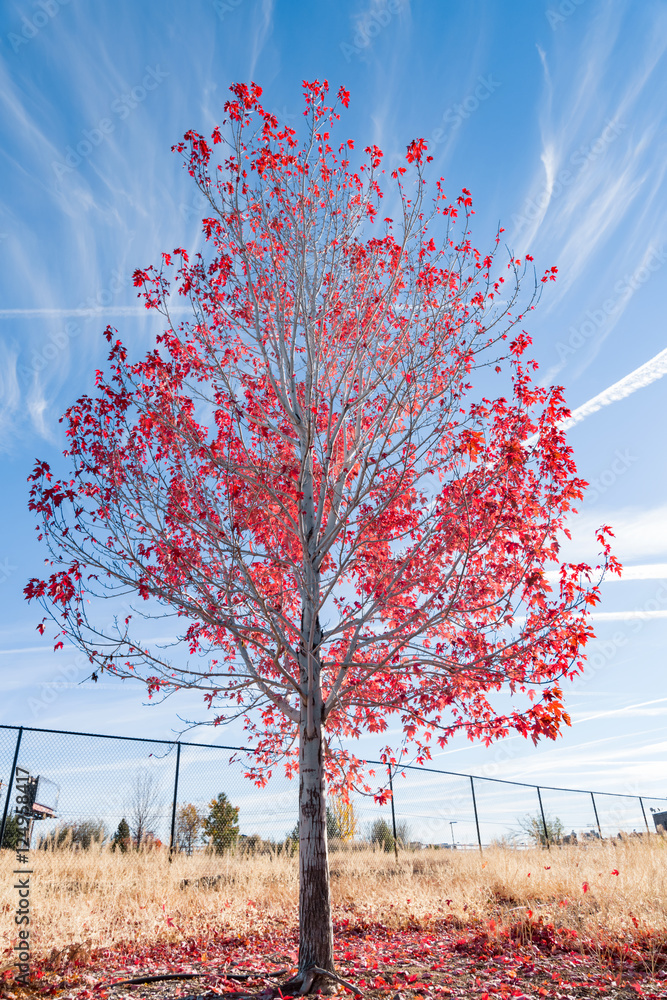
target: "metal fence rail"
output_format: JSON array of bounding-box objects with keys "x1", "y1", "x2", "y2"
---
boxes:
[{"x1": 1, "y1": 724, "x2": 665, "y2": 853}]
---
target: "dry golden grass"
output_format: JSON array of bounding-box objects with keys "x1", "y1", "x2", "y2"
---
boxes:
[{"x1": 2, "y1": 837, "x2": 666, "y2": 963}]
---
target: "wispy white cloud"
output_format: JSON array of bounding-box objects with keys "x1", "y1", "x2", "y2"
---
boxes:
[
  {"x1": 495, "y1": 728, "x2": 667, "y2": 785},
  {"x1": 426, "y1": 726, "x2": 667, "y2": 801},
  {"x1": 0, "y1": 5, "x2": 222, "y2": 449},
  {"x1": 552, "y1": 154, "x2": 648, "y2": 303},
  {"x1": 560, "y1": 504, "x2": 667, "y2": 564},
  {"x1": 514, "y1": 44, "x2": 555, "y2": 249},
  {"x1": 248, "y1": 0, "x2": 275, "y2": 80},
  {"x1": 512, "y1": 15, "x2": 623, "y2": 253},
  {"x1": 513, "y1": 3, "x2": 667, "y2": 314},
  {"x1": 0, "y1": 341, "x2": 20, "y2": 446},
  {"x1": 426, "y1": 14, "x2": 490, "y2": 168},
  {"x1": 26, "y1": 388, "x2": 51, "y2": 442}
]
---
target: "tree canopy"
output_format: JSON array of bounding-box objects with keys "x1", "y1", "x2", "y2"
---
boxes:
[{"x1": 25, "y1": 78, "x2": 618, "y2": 987}]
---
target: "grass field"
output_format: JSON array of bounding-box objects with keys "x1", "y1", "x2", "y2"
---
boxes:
[{"x1": 2, "y1": 836, "x2": 666, "y2": 968}]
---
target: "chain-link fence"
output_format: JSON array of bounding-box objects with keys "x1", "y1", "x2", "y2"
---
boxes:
[{"x1": 1, "y1": 724, "x2": 665, "y2": 854}]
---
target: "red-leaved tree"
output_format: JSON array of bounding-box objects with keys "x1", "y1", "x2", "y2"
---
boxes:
[{"x1": 26, "y1": 80, "x2": 618, "y2": 990}]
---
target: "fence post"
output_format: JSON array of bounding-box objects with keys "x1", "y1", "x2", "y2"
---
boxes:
[
  {"x1": 590, "y1": 792, "x2": 602, "y2": 839},
  {"x1": 0, "y1": 727, "x2": 23, "y2": 850},
  {"x1": 387, "y1": 765, "x2": 399, "y2": 861},
  {"x1": 168, "y1": 742, "x2": 181, "y2": 861},
  {"x1": 536, "y1": 786, "x2": 550, "y2": 850},
  {"x1": 638, "y1": 797, "x2": 650, "y2": 834},
  {"x1": 470, "y1": 775, "x2": 482, "y2": 853}
]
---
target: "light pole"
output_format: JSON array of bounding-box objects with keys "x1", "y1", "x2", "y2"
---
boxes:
[{"x1": 449, "y1": 820, "x2": 457, "y2": 848}]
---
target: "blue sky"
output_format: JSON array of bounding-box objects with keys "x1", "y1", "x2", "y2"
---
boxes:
[{"x1": 1, "y1": 0, "x2": 666, "y2": 817}]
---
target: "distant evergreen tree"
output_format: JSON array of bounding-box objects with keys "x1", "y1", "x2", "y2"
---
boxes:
[
  {"x1": 203, "y1": 793, "x2": 239, "y2": 853},
  {"x1": 369, "y1": 818, "x2": 395, "y2": 852},
  {"x1": 1, "y1": 813, "x2": 21, "y2": 850},
  {"x1": 326, "y1": 806, "x2": 341, "y2": 840},
  {"x1": 112, "y1": 817, "x2": 131, "y2": 852}
]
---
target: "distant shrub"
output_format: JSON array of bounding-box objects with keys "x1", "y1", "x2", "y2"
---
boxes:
[
  {"x1": 39, "y1": 819, "x2": 107, "y2": 850},
  {"x1": 518, "y1": 812, "x2": 564, "y2": 846}
]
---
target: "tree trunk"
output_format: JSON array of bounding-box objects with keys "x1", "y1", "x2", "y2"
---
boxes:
[
  {"x1": 294, "y1": 444, "x2": 334, "y2": 991},
  {"x1": 297, "y1": 701, "x2": 334, "y2": 984}
]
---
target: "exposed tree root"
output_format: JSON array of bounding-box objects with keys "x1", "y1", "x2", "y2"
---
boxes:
[
  {"x1": 309, "y1": 965, "x2": 363, "y2": 995},
  {"x1": 109, "y1": 969, "x2": 288, "y2": 987},
  {"x1": 110, "y1": 973, "x2": 203, "y2": 985},
  {"x1": 281, "y1": 965, "x2": 363, "y2": 997}
]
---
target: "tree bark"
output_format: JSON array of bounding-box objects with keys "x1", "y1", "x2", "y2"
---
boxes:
[
  {"x1": 297, "y1": 684, "x2": 334, "y2": 981},
  {"x1": 294, "y1": 438, "x2": 335, "y2": 988}
]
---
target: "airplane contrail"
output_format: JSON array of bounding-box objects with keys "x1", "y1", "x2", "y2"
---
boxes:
[
  {"x1": 0, "y1": 306, "x2": 193, "y2": 319},
  {"x1": 560, "y1": 345, "x2": 667, "y2": 430},
  {"x1": 545, "y1": 564, "x2": 667, "y2": 583},
  {"x1": 588, "y1": 610, "x2": 667, "y2": 621}
]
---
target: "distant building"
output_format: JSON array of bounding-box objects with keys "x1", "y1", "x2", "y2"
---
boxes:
[
  {"x1": 582, "y1": 829, "x2": 601, "y2": 840},
  {"x1": 651, "y1": 809, "x2": 667, "y2": 833}
]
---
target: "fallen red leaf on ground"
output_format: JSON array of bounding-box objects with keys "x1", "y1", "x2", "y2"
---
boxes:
[{"x1": 3, "y1": 917, "x2": 667, "y2": 1000}]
